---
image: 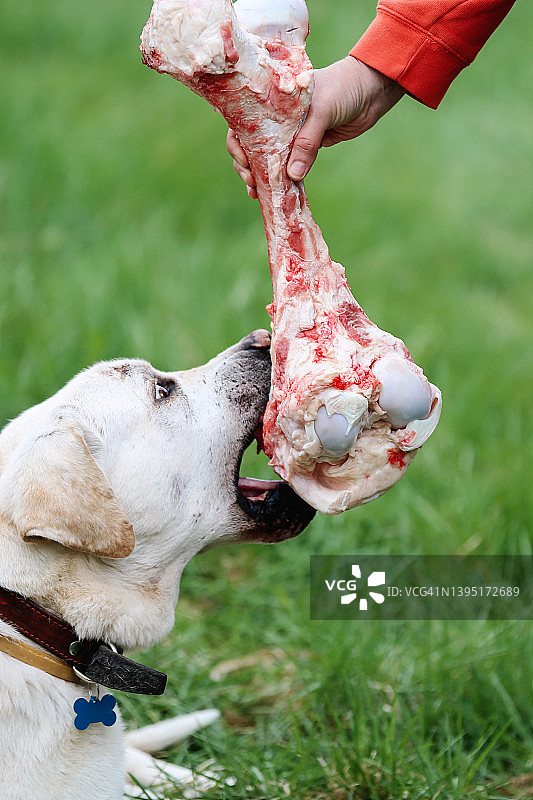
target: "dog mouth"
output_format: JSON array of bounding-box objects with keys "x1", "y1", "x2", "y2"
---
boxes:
[
  {"x1": 237, "y1": 424, "x2": 280, "y2": 502},
  {"x1": 225, "y1": 329, "x2": 315, "y2": 541},
  {"x1": 238, "y1": 476, "x2": 280, "y2": 502},
  {"x1": 235, "y1": 423, "x2": 316, "y2": 542}
]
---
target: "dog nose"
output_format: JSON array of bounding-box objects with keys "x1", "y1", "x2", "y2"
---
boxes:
[{"x1": 240, "y1": 329, "x2": 271, "y2": 350}]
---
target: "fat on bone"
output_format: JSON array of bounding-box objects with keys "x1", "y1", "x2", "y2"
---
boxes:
[{"x1": 140, "y1": 0, "x2": 442, "y2": 514}]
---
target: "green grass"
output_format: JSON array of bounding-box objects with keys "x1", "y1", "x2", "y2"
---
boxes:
[{"x1": 1, "y1": 1, "x2": 532, "y2": 798}]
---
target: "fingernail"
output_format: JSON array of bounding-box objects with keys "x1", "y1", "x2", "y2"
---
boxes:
[{"x1": 288, "y1": 161, "x2": 307, "y2": 181}]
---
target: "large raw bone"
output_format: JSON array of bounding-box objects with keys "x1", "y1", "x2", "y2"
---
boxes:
[{"x1": 141, "y1": 0, "x2": 442, "y2": 514}]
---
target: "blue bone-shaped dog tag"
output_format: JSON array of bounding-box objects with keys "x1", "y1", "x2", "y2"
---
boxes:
[{"x1": 73, "y1": 694, "x2": 117, "y2": 730}]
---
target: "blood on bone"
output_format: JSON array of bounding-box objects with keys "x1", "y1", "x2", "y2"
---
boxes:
[
  {"x1": 281, "y1": 193, "x2": 297, "y2": 217},
  {"x1": 144, "y1": 46, "x2": 162, "y2": 71},
  {"x1": 285, "y1": 259, "x2": 310, "y2": 295},
  {"x1": 297, "y1": 314, "x2": 376, "y2": 371},
  {"x1": 337, "y1": 302, "x2": 375, "y2": 348},
  {"x1": 273, "y1": 336, "x2": 289, "y2": 383},
  {"x1": 331, "y1": 364, "x2": 375, "y2": 392},
  {"x1": 265, "y1": 42, "x2": 291, "y2": 61},
  {"x1": 387, "y1": 449, "x2": 407, "y2": 469},
  {"x1": 313, "y1": 345, "x2": 327, "y2": 363},
  {"x1": 220, "y1": 24, "x2": 239, "y2": 64},
  {"x1": 350, "y1": 362, "x2": 377, "y2": 391},
  {"x1": 330, "y1": 375, "x2": 353, "y2": 391},
  {"x1": 262, "y1": 398, "x2": 278, "y2": 443},
  {"x1": 298, "y1": 316, "x2": 335, "y2": 344}
]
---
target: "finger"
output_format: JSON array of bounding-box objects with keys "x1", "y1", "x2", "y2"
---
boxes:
[
  {"x1": 322, "y1": 125, "x2": 365, "y2": 147},
  {"x1": 287, "y1": 110, "x2": 327, "y2": 181},
  {"x1": 233, "y1": 160, "x2": 258, "y2": 199},
  {"x1": 227, "y1": 128, "x2": 249, "y2": 170},
  {"x1": 233, "y1": 159, "x2": 256, "y2": 188}
]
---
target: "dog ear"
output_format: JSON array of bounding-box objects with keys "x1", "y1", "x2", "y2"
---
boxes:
[{"x1": 0, "y1": 418, "x2": 135, "y2": 558}]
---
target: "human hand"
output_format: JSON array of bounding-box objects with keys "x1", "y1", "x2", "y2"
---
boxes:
[{"x1": 227, "y1": 56, "x2": 404, "y2": 197}]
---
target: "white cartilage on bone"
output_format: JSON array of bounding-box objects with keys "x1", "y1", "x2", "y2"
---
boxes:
[
  {"x1": 372, "y1": 356, "x2": 432, "y2": 429},
  {"x1": 233, "y1": 0, "x2": 309, "y2": 46},
  {"x1": 312, "y1": 389, "x2": 367, "y2": 457},
  {"x1": 398, "y1": 386, "x2": 442, "y2": 451},
  {"x1": 314, "y1": 407, "x2": 360, "y2": 456}
]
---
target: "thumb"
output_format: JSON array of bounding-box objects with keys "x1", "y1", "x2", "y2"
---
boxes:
[{"x1": 287, "y1": 111, "x2": 327, "y2": 181}]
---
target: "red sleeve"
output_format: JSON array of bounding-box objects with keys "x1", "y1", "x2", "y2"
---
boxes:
[{"x1": 349, "y1": 0, "x2": 515, "y2": 108}]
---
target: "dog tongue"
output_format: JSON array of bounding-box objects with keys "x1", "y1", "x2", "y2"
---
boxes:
[{"x1": 238, "y1": 477, "x2": 282, "y2": 501}]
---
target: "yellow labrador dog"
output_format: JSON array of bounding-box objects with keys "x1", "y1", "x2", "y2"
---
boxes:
[{"x1": 0, "y1": 331, "x2": 314, "y2": 800}]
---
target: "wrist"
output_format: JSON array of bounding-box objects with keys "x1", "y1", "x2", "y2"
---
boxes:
[
  {"x1": 349, "y1": 56, "x2": 404, "y2": 101},
  {"x1": 348, "y1": 56, "x2": 405, "y2": 125}
]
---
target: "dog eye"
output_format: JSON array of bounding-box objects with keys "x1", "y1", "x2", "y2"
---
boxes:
[{"x1": 155, "y1": 382, "x2": 172, "y2": 400}]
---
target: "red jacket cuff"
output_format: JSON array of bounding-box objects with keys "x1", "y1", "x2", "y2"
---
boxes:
[{"x1": 349, "y1": 9, "x2": 471, "y2": 109}]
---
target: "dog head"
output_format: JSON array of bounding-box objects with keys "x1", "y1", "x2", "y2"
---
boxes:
[{"x1": 0, "y1": 331, "x2": 314, "y2": 647}]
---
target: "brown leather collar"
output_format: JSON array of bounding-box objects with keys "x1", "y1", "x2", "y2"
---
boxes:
[
  {"x1": 0, "y1": 585, "x2": 102, "y2": 669},
  {"x1": 0, "y1": 585, "x2": 167, "y2": 695}
]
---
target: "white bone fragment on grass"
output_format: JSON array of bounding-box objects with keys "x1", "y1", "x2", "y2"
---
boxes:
[{"x1": 140, "y1": 0, "x2": 442, "y2": 514}]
